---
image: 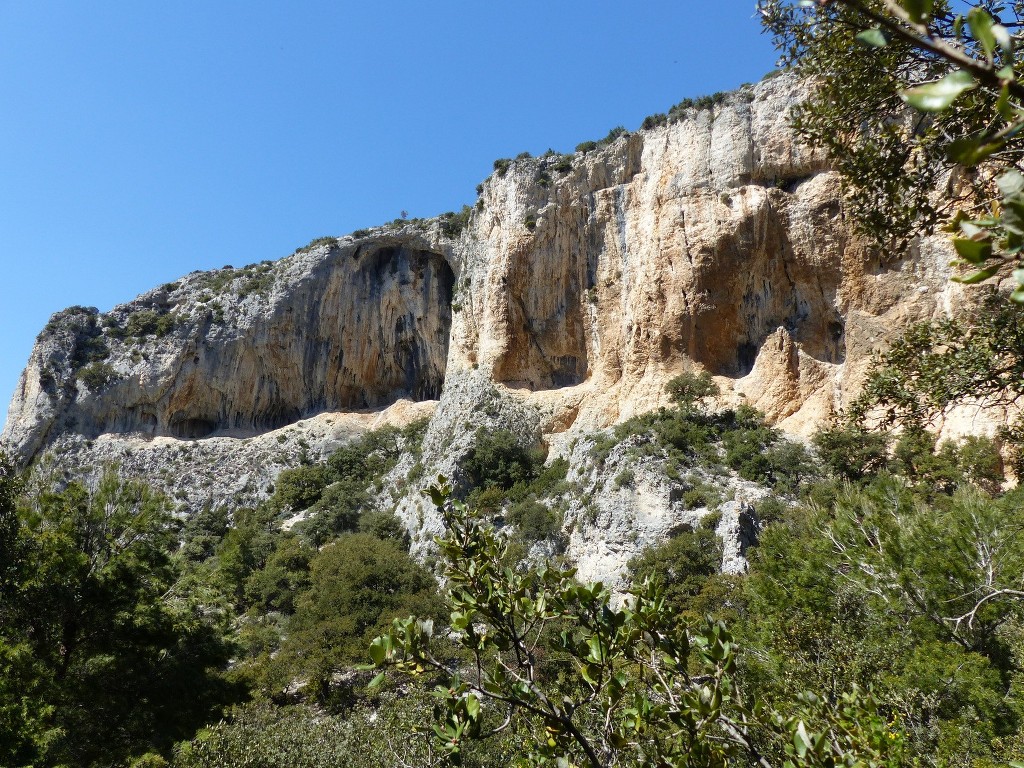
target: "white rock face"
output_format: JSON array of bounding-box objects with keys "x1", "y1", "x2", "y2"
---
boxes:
[{"x1": 0, "y1": 74, "x2": 1000, "y2": 582}]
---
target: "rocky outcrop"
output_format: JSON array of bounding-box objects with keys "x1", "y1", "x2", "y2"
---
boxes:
[
  {"x1": 4, "y1": 238, "x2": 453, "y2": 461},
  {"x1": 0, "y1": 73, "x2": 984, "y2": 583}
]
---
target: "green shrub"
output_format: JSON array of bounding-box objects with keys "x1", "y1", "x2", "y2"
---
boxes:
[
  {"x1": 171, "y1": 703, "x2": 358, "y2": 768},
  {"x1": 173, "y1": 696, "x2": 510, "y2": 768},
  {"x1": 357, "y1": 509, "x2": 408, "y2": 547},
  {"x1": 766, "y1": 440, "x2": 818, "y2": 495},
  {"x1": 575, "y1": 140, "x2": 598, "y2": 154},
  {"x1": 812, "y1": 424, "x2": 890, "y2": 482},
  {"x1": 666, "y1": 370, "x2": 719, "y2": 410},
  {"x1": 681, "y1": 480, "x2": 720, "y2": 510},
  {"x1": 753, "y1": 494, "x2": 788, "y2": 526},
  {"x1": 600, "y1": 125, "x2": 627, "y2": 145},
  {"x1": 493, "y1": 158, "x2": 511, "y2": 177},
  {"x1": 270, "y1": 465, "x2": 334, "y2": 512},
  {"x1": 123, "y1": 309, "x2": 177, "y2": 339},
  {"x1": 723, "y1": 425, "x2": 777, "y2": 482},
  {"x1": 956, "y1": 434, "x2": 1005, "y2": 493},
  {"x1": 297, "y1": 236, "x2": 337, "y2": 253},
  {"x1": 440, "y1": 205, "x2": 472, "y2": 238},
  {"x1": 641, "y1": 113, "x2": 668, "y2": 130},
  {"x1": 243, "y1": 535, "x2": 313, "y2": 614},
  {"x1": 77, "y1": 361, "x2": 119, "y2": 391},
  {"x1": 283, "y1": 533, "x2": 444, "y2": 678},
  {"x1": 466, "y1": 484, "x2": 507, "y2": 516},
  {"x1": 627, "y1": 527, "x2": 727, "y2": 626},
  {"x1": 507, "y1": 499, "x2": 561, "y2": 542},
  {"x1": 462, "y1": 429, "x2": 543, "y2": 491},
  {"x1": 301, "y1": 480, "x2": 369, "y2": 544},
  {"x1": 238, "y1": 271, "x2": 275, "y2": 299}
]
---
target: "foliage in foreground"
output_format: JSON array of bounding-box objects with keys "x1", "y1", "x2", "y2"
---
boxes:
[
  {"x1": 367, "y1": 481, "x2": 904, "y2": 768},
  {"x1": 760, "y1": 0, "x2": 1024, "y2": 301}
]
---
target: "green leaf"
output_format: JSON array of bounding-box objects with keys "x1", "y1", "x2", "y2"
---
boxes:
[
  {"x1": 998, "y1": 170, "x2": 1024, "y2": 197},
  {"x1": 952, "y1": 266, "x2": 998, "y2": 284},
  {"x1": 968, "y1": 7, "x2": 997, "y2": 63},
  {"x1": 793, "y1": 721, "x2": 811, "y2": 757},
  {"x1": 947, "y1": 135, "x2": 1004, "y2": 164},
  {"x1": 953, "y1": 237, "x2": 992, "y2": 264},
  {"x1": 1003, "y1": 200, "x2": 1024, "y2": 236},
  {"x1": 1013, "y1": 268, "x2": 1024, "y2": 286},
  {"x1": 368, "y1": 672, "x2": 386, "y2": 690},
  {"x1": 901, "y1": 0, "x2": 934, "y2": 24},
  {"x1": 901, "y1": 70, "x2": 976, "y2": 112},
  {"x1": 368, "y1": 637, "x2": 387, "y2": 665},
  {"x1": 1011, "y1": 287, "x2": 1024, "y2": 304},
  {"x1": 427, "y1": 483, "x2": 447, "y2": 508},
  {"x1": 993, "y1": 24, "x2": 1014, "y2": 62},
  {"x1": 855, "y1": 28, "x2": 888, "y2": 48},
  {"x1": 997, "y1": 86, "x2": 1018, "y2": 121}
]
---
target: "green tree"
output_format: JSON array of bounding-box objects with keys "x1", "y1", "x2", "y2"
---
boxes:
[
  {"x1": 741, "y1": 475, "x2": 1024, "y2": 762},
  {"x1": 281, "y1": 533, "x2": 444, "y2": 700},
  {"x1": 626, "y1": 523, "x2": 736, "y2": 627},
  {"x1": 665, "y1": 370, "x2": 720, "y2": 412},
  {"x1": 367, "y1": 482, "x2": 904, "y2": 767},
  {"x1": 462, "y1": 428, "x2": 543, "y2": 491},
  {"x1": 0, "y1": 466, "x2": 237, "y2": 767}
]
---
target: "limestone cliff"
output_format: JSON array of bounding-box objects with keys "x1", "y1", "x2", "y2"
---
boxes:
[{"x1": 0, "y1": 74, "x2": 979, "y2": 582}]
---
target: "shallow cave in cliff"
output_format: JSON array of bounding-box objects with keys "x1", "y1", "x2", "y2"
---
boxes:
[
  {"x1": 169, "y1": 416, "x2": 218, "y2": 440},
  {"x1": 349, "y1": 243, "x2": 455, "y2": 403}
]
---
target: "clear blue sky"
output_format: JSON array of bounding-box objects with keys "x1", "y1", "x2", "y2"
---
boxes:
[{"x1": 0, "y1": 1, "x2": 778, "y2": 431}]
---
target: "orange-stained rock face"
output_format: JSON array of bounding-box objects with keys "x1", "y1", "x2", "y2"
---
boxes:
[
  {"x1": 1, "y1": 74, "x2": 984, "y2": 491},
  {"x1": 439, "y1": 75, "x2": 965, "y2": 443}
]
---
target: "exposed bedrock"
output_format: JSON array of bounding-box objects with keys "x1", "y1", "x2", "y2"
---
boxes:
[
  {"x1": 2, "y1": 238, "x2": 454, "y2": 460},
  {"x1": 3, "y1": 72, "x2": 982, "y2": 506}
]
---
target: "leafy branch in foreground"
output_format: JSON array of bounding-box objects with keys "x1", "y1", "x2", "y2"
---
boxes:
[
  {"x1": 760, "y1": 0, "x2": 1024, "y2": 296},
  {"x1": 366, "y1": 480, "x2": 903, "y2": 768}
]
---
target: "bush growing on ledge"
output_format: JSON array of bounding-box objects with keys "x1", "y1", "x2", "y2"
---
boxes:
[
  {"x1": 506, "y1": 498, "x2": 561, "y2": 543},
  {"x1": 296, "y1": 236, "x2": 337, "y2": 253},
  {"x1": 462, "y1": 428, "x2": 543, "y2": 491},
  {"x1": 77, "y1": 361, "x2": 120, "y2": 392},
  {"x1": 601, "y1": 125, "x2": 627, "y2": 144},
  {"x1": 552, "y1": 155, "x2": 573, "y2": 173},
  {"x1": 666, "y1": 370, "x2": 719, "y2": 410},
  {"x1": 440, "y1": 205, "x2": 473, "y2": 238},
  {"x1": 492, "y1": 158, "x2": 511, "y2": 177},
  {"x1": 121, "y1": 309, "x2": 177, "y2": 339}
]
